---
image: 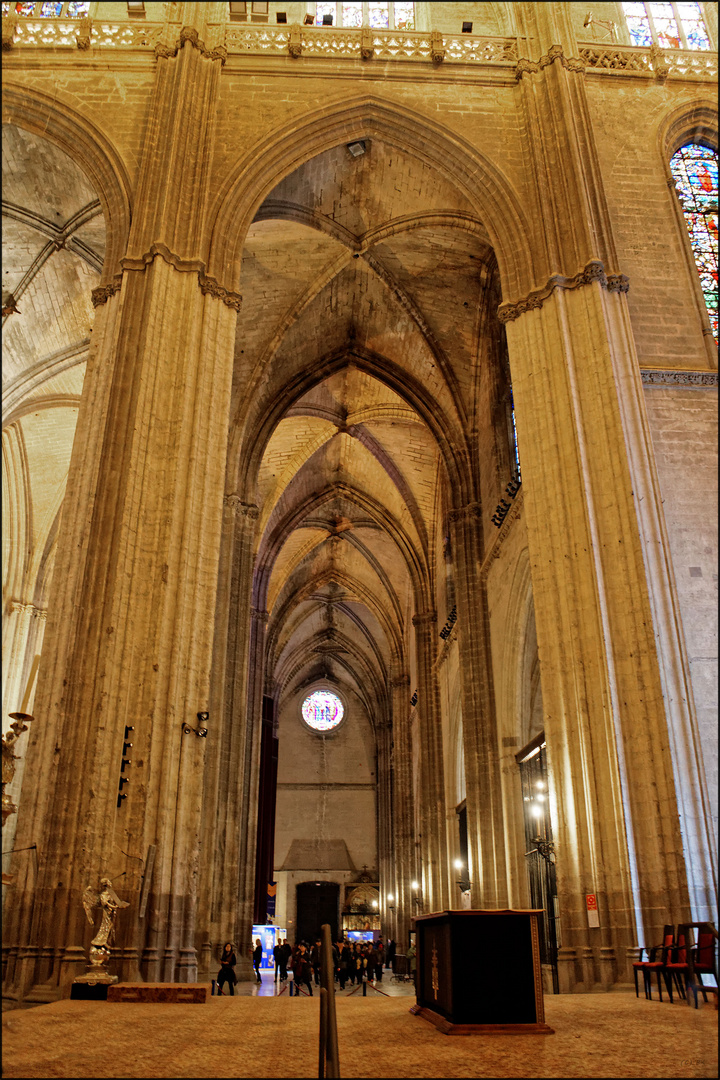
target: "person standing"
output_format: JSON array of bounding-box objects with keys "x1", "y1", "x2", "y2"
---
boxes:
[
  {"x1": 281, "y1": 938, "x2": 292, "y2": 981},
  {"x1": 338, "y1": 941, "x2": 351, "y2": 989},
  {"x1": 311, "y1": 937, "x2": 322, "y2": 985},
  {"x1": 217, "y1": 942, "x2": 237, "y2": 996},
  {"x1": 252, "y1": 938, "x2": 263, "y2": 983},
  {"x1": 291, "y1": 942, "x2": 313, "y2": 996},
  {"x1": 273, "y1": 938, "x2": 284, "y2": 982},
  {"x1": 386, "y1": 938, "x2": 396, "y2": 971},
  {"x1": 407, "y1": 942, "x2": 416, "y2": 987},
  {"x1": 374, "y1": 940, "x2": 384, "y2": 982}
]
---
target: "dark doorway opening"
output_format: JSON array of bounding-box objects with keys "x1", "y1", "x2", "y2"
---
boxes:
[
  {"x1": 516, "y1": 733, "x2": 559, "y2": 994},
  {"x1": 296, "y1": 881, "x2": 340, "y2": 944}
]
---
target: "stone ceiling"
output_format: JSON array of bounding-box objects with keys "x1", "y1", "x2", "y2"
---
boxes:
[
  {"x1": 2, "y1": 122, "x2": 104, "y2": 608},
  {"x1": 236, "y1": 139, "x2": 499, "y2": 722}
]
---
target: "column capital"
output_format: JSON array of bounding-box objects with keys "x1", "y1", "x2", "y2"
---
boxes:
[
  {"x1": 250, "y1": 608, "x2": 269, "y2": 625},
  {"x1": 224, "y1": 495, "x2": 259, "y2": 519},
  {"x1": 412, "y1": 611, "x2": 437, "y2": 628},
  {"x1": 497, "y1": 260, "x2": 629, "y2": 323},
  {"x1": 391, "y1": 674, "x2": 410, "y2": 688},
  {"x1": 447, "y1": 502, "x2": 482, "y2": 525}
]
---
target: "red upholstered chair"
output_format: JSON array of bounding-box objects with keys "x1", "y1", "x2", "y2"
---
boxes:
[
  {"x1": 686, "y1": 923, "x2": 718, "y2": 1008},
  {"x1": 664, "y1": 926, "x2": 690, "y2": 1002},
  {"x1": 633, "y1": 925, "x2": 674, "y2": 1001}
]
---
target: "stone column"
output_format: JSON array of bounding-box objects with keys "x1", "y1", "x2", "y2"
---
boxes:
[
  {"x1": 390, "y1": 673, "x2": 414, "y2": 949},
  {"x1": 4, "y1": 11, "x2": 239, "y2": 999},
  {"x1": 503, "y1": 3, "x2": 707, "y2": 984},
  {"x1": 233, "y1": 605, "x2": 268, "y2": 980},
  {"x1": 412, "y1": 613, "x2": 450, "y2": 913},
  {"x1": 375, "y1": 718, "x2": 393, "y2": 938},
  {"x1": 448, "y1": 504, "x2": 507, "y2": 908},
  {"x1": 197, "y1": 499, "x2": 259, "y2": 977}
]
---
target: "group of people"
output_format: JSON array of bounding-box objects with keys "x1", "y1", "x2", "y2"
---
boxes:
[
  {"x1": 272, "y1": 936, "x2": 399, "y2": 994},
  {"x1": 217, "y1": 935, "x2": 417, "y2": 996}
]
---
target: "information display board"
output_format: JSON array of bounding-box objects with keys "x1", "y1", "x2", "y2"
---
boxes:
[{"x1": 251, "y1": 924, "x2": 287, "y2": 970}]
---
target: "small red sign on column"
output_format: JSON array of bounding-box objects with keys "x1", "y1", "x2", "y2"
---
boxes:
[{"x1": 586, "y1": 893, "x2": 599, "y2": 927}]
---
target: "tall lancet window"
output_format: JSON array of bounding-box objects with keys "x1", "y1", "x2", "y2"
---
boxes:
[{"x1": 669, "y1": 144, "x2": 718, "y2": 344}]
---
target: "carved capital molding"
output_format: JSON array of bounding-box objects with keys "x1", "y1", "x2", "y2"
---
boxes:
[
  {"x1": 121, "y1": 243, "x2": 204, "y2": 275},
  {"x1": 2, "y1": 15, "x2": 17, "y2": 50},
  {"x1": 76, "y1": 18, "x2": 92, "y2": 50},
  {"x1": 224, "y1": 495, "x2": 259, "y2": 518},
  {"x1": 391, "y1": 674, "x2": 410, "y2": 689},
  {"x1": 447, "y1": 502, "x2": 482, "y2": 525},
  {"x1": 8, "y1": 600, "x2": 47, "y2": 620},
  {"x1": 515, "y1": 43, "x2": 585, "y2": 80},
  {"x1": 250, "y1": 608, "x2": 269, "y2": 624},
  {"x1": 412, "y1": 611, "x2": 437, "y2": 628},
  {"x1": 288, "y1": 24, "x2": 302, "y2": 58},
  {"x1": 91, "y1": 277, "x2": 123, "y2": 308},
  {"x1": 198, "y1": 272, "x2": 242, "y2": 311},
  {"x1": 430, "y1": 31, "x2": 445, "y2": 65},
  {"x1": 360, "y1": 27, "x2": 374, "y2": 61},
  {"x1": 641, "y1": 368, "x2": 718, "y2": 387},
  {"x1": 497, "y1": 260, "x2": 629, "y2": 323},
  {"x1": 155, "y1": 25, "x2": 227, "y2": 64},
  {"x1": 108, "y1": 249, "x2": 241, "y2": 310}
]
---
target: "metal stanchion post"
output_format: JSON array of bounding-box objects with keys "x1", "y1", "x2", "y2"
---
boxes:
[
  {"x1": 319, "y1": 987, "x2": 328, "y2": 1078},
  {"x1": 320, "y1": 924, "x2": 340, "y2": 1078}
]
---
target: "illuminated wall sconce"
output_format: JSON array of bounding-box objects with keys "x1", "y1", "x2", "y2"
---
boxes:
[{"x1": 454, "y1": 859, "x2": 471, "y2": 894}]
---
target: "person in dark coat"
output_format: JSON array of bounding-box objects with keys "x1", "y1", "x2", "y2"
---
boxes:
[
  {"x1": 374, "y1": 940, "x2": 384, "y2": 982},
  {"x1": 280, "y1": 938, "x2": 292, "y2": 981},
  {"x1": 252, "y1": 938, "x2": 263, "y2": 983},
  {"x1": 273, "y1": 939, "x2": 284, "y2": 982},
  {"x1": 386, "y1": 938, "x2": 396, "y2": 970},
  {"x1": 291, "y1": 942, "x2": 313, "y2": 995},
  {"x1": 217, "y1": 942, "x2": 237, "y2": 996},
  {"x1": 311, "y1": 937, "x2": 322, "y2": 985},
  {"x1": 338, "y1": 941, "x2": 351, "y2": 989}
]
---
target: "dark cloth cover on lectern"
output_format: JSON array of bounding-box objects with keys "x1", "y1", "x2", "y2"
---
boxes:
[{"x1": 413, "y1": 909, "x2": 553, "y2": 1033}]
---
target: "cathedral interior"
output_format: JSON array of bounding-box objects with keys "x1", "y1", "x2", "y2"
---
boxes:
[{"x1": 1, "y1": 0, "x2": 717, "y2": 1036}]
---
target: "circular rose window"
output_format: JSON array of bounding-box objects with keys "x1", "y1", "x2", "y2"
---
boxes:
[{"x1": 301, "y1": 690, "x2": 344, "y2": 732}]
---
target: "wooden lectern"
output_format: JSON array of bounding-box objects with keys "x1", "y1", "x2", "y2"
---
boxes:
[{"x1": 410, "y1": 909, "x2": 554, "y2": 1034}]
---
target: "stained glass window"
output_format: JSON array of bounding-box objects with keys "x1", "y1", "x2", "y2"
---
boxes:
[
  {"x1": 314, "y1": 2, "x2": 414, "y2": 30},
  {"x1": 669, "y1": 144, "x2": 719, "y2": 343},
  {"x1": 368, "y1": 2, "x2": 389, "y2": 28},
  {"x1": 11, "y1": 1, "x2": 91, "y2": 13},
  {"x1": 342, "y1": 2, "x2": 362, "y2": 28},
  {"x1": 66, "y1": 1, "x2": 90, "y2": 14},
  {"x1": 301, "y1": 690, "x2": 344, "y2": 732},
  {"x1": 14, "y1": 2, "x2": 37, "y2": 15},
  {"x1": 622, "y1": 2, "x2": 711, "y2": 49},
  {"x1": 2, "y1": 2, "x2": 11, "y2": 13},
  {"x1": 40, "y1": 2, "x2": 63, "y2": 14}
]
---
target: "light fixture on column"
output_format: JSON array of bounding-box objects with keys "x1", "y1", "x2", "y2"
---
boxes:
[
  {"x1": 411, "y1": 881, "x2": 422, "y2": 909},
  {"x1": 182, "y1": 712, "x2": 209, "y2": 737},
  {"x1": 454, "y1": 859, "x2": 471, "y2": 894},
  {"x1": 387, "y1": 893, "x2": 395, "y2": 912}
]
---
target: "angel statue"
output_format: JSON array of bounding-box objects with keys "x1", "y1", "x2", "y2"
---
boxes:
[{"x1": 76, "y1": 876, "x2": 130, "y2": 984}]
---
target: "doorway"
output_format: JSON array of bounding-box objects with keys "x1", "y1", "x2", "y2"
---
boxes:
[
  {"x1": 516, "y1": 734, "x2": 559, "y2": 993},
  {"x1": 296, "y1": 881, "x2": 340, "y2": 943}
]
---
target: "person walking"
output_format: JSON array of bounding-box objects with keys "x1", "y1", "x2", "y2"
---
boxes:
[
  {"x1": 252, "y1": 938, "x2": 263, "y2": 983},
  {"x1": 217, "y1": 942, "x2": 237, "y2": 996}
]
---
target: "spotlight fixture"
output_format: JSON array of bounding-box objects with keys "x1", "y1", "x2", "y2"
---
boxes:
[
  {"x1": 276, "y1": 11, "x2": 287, "y2": 22},
  {"x1": 461, "y1": 21, "x2": 472, "y2": 33},
  {"x1": 347, "y1": 140, "x2": 366, "y2": 158},
  {"x1": 322, "y1": 13, "x2": 333, "y2": 25},
  {"x1": 304, "y1": 13, "x2": 314, "y2": 23},
  {"x1": 182, "y1": 712, "x2": 209, "y2": 737}
]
